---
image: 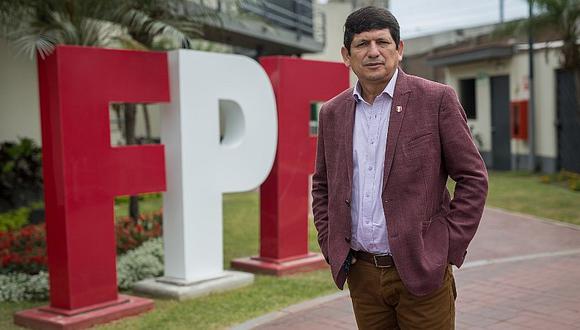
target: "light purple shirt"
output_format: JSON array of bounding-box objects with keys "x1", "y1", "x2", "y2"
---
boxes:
[{"x1": 350, "y1": 69, "x2": 398, "y2": 254}]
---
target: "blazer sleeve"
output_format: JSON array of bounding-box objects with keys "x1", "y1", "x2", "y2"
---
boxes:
[
  {"x1": 439, "y1": 86, "x2": 489, "y2": 267},
  {"x1": 312, "y1": 106, "x2": 330, "y2": 264}
]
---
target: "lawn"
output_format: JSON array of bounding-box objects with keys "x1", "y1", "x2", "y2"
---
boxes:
[
  {"x1": 0, "y1": 171, "x2": 578, "y2": 329},
  {"x1": 486, "y1": 171, "x2": 580, "y2": 225},
  {"x1": 114, "y1": 194, "x2": 164, "y2": 218}
]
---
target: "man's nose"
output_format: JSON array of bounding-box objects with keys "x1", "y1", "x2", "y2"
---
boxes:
[{"x1": 367, "y1": 42, "x2": 380, "y2": 57}]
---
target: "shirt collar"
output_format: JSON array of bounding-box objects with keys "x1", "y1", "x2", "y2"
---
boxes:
[{"x1": 353, "y1": 68, "x2": 399, "y2": 103}]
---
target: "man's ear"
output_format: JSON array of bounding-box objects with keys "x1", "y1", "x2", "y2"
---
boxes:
[
  {"x1": 397, "y1": 40, "x2": 404, "y2": 61},
  {"x1": 341, "y1": 46, "x2": 351, "y2": 68}
]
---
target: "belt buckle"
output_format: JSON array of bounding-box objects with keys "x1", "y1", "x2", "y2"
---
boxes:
[{"x1": 373, "y1": 253, "x2": 392, "y2": 268}]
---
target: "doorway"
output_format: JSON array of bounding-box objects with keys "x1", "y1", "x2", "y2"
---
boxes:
[{"x1": 490, "y1": 75, "x2": 511, "y2": 170}]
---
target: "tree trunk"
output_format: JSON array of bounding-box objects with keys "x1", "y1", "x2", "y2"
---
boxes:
[
  {"x1": 142, "y1": 104, "x2": 152, "y2": 142},
  {"x1": 129, "y1": 196, "x2": 139, "y2": 220},
  {"x1": 123, "y1": 103, "x2": 139, "y2": 220},
  {"x1": 112, "y1": 103, "x2": 124, "y2": 136}
]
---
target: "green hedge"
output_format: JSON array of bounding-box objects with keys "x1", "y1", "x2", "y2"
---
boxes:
[{"x1": 0, "y1": 138, "x2": 43, "y2": 212}]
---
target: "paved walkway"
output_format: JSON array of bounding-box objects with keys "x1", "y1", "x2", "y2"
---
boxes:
[{"x1": 232, "y1": 208, "x2": 580, "y2": 330}]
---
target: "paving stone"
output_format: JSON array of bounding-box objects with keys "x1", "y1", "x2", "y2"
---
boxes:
[{"x1": 234, "y1": 209, "x2": 580, "y2": 330}]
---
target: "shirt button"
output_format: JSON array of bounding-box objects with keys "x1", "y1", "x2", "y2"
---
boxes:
[{"x1": 368, "y1": 166, "x2": 373, "y2": 171}]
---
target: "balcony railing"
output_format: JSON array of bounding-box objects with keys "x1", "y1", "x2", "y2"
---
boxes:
[{"x1": 194, "y1": 0, "x2": 325, "y2": 48}]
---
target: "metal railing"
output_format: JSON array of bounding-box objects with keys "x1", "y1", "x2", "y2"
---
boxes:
[{"x1": 193, "y1": 0, "x2": 326, "y2": 46}]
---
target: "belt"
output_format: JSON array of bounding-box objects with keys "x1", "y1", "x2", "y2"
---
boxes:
[{"x1": 353, "y1": 250, "x2": 395, "y2": 268}]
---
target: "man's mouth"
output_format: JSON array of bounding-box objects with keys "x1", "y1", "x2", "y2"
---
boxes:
[{"x1": 364, "y1": 62, "x2": 383, "y2": 67}]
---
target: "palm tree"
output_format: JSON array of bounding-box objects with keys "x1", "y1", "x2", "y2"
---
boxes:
[
  {"x1": 0, "y1": 0, "x2": 119, "y2": 58},
  {"x1": 533, "y1": 0, "x2": 580, "y2": 73},
  {"x1": 0, "y1": 0, "x2": 218, "y2": 220},
  {"x1": 0, "y1": 0, "x2": 217, "y2": 57},
  {"x1": 534, "y1": 0, "x2": 579, "y2": 119},
  {"x1": 500, "y1": 0, "x2": 579, "y2": 116}
]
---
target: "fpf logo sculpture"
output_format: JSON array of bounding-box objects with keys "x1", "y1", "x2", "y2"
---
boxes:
[{"x1": 14, "y1": 46, "x2": 348, "y2": 329}]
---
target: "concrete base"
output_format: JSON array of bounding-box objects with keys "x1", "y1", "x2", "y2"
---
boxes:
[
  {"x1": 133, "y1": 270, "x2": 254, "y2": 300},
  {"x1": 14, "y1": 295, "x2": 153, "y2": 330},
  {"x1": 231, "y1": 252, "x2": 328, "y2": 276}
]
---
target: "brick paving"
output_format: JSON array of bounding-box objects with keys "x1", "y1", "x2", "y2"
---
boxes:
[{"x1": 232, "y1": 208, "x2": 580, "y2": 330}]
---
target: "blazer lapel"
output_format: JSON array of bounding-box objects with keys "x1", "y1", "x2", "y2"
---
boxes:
[
  {"x1": 383, "y1": 70, "x2": 412, "y2": 191},
  {"x1": 344, "y1": 98, "x2": 356, "y2": 190}
]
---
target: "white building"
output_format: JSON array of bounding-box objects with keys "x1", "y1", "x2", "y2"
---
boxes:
[{"x1": 403, "y1": 24, "x2": 580, "y2": 173}]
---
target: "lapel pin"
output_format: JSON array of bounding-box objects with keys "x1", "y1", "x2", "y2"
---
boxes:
[{"x1": 396, "y1": 106, "x2": 402, "y2": 113}]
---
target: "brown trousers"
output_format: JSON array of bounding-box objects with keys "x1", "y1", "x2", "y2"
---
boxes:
[{"x1": 347, "y1": 260, "x2": 457, "y2": 330}]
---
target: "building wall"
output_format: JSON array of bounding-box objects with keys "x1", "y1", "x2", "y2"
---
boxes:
[
  {"x1": 443, "y1": 47, "x2": 561, "y2": 172},
  {"x1": 0, "y1": 39, "x2": 41, "y2": 144},
  {"x1": 109, "y1": 104, "x2": 162, "y2": 146},
  {"x1": 445, "y1": 59, "x2": 511, "y2": 156},
  {"x1": 0, "y1": 39, "x2": 164, "y2": 146},
  {"x1": 528, "y1": 49, "x2": 560, "y2": 163},
  {"x1": 304, "y1": 2, "x2": 350, "y2": 63},
  {"x1": 305, "y1": 1, "x2": 357, "y2": 86},
  {"x1": 402, "y1": 53, "x2": 446, "y2": 82}
]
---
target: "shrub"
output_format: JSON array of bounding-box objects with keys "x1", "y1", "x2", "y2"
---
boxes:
[
  {"x1": 0, "y1": 211, "x2": 163, "y2": 274},
  {"x1": 0, "y1": 238, "x2": 164, "y2": 302},
  {"x1": 0, "y1": 207, "x2": 30, "y2": 232},
  {"x1": 117, "y1": 237, "x2": 164, "y2": 290},
  {"x1": 569, "y1": 178, "x2": 580, "y2": 191},
  {"x1": 0, "y1": 138, "x2": 43, "y2": 212},
  {"x1": 539, "y1": 170, "x2": 580, "y2": 192},
  {"x1": 115, "y1": 211, "x2": 163, "y2": 254},
  {"x1": 0, "y1": 271, "x2": 49, "y2": 302},
  {"x1": 0, "y1": 224, "x2": 47, "y2": 274}
]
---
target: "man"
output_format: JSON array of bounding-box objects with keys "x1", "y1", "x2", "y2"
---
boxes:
[{"x1": 312, "y1": 6, "x2": 488, "y2": 329}]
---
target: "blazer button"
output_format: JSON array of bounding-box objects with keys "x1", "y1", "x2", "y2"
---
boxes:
[
  {"x1": 345, "y1": 236, "x2": 351, "y2": 243},
  {"x1": 345, "y1": 199, "x2": 351, "y2": 207}
]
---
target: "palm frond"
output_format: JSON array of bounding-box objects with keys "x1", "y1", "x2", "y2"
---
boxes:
[
  {"x1": 1, "y1": 0, "x2": 223, "y2": 58},
  {"x1": 12, "y1": 30, "x2": 58, "y2": 59},
  {"x1": 110, "y1": 34, "x2": 148, "y2": 51}
]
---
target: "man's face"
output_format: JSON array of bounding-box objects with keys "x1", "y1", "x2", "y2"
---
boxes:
[{"x1": 341, "y1": 29, "x2": 404, "y2": 86}]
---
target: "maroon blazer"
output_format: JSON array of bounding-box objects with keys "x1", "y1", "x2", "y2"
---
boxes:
[{"x1": 312, "y1": 69, "x2": 488, "y2": 296}]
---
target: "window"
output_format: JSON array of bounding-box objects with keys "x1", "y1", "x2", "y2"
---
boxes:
[{"x1": 459, "y1": 78, "x2": 476, "y2": 119}]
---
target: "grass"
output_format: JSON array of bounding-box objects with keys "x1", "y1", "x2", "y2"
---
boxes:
[
  {"x1": 1, "y1": 171, "x2": 578, "y2": 329},
  {"x1": 0, "y1": 301, "x2": 40, "y2": 330},
  {"x1": 114, "y1": 193, "x2": 164, "y2": 218},
  {"x1": 101, "y1": 271, "x2": 335, "y2": 330},
  {"x1": 486, "y1": 171, "x2": 580, "y2": 225}
]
